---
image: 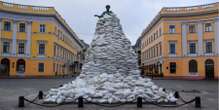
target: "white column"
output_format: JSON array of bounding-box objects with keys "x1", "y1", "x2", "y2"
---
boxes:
[
  {"x1": 215, "y1": 17, "x2": 219, "y2": 55},
  {"x1": 197, "y1": 23, "x2": 203, "y2": 55},
  {"x1": 12, "y1": 21, "x2": 17, "y2": 56},
  {"x1": 26, "y1": 21, "x2": 32, "y2": 57},
  {"x1": 0, "y1": 19, "x2": 2, "y2": 55},
  {"x1": 182, "y1": 23, "x2": 187, "y2": 56}
]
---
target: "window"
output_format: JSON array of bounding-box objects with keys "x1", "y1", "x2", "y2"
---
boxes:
[
  {"x1": 53, "y1": 63, "x2": 56, "y2": 73},
  {"x1": 19, "y1": 23, "x2": 26, "y2": 32},
  {"x1": 159, "y1": 28, "x2": 162, "y2": 36},
  {"x1": 4, "y1": 21, "x2": 11, "y2": 31},
  {"x1": 189, "y1": 60, "x2": 198, "y2": 73},
  {"x1": 159, "y1": 43, "x2": 162, "y2": 55},
  {"x1": 18, "y1": 42, "x2": 25, "y2": 54},
  {"x1": 189, "y1": 24, "x2": 196, "y2": 33},
  {"x1": 204, "y1": 23, "x2": 212, "y2": 32},
  {"x1": 3, "y1": 41, "x2": 10, "y2": 54},
  {"x1": 38, "y1": 63, "x2": 44, "y2": 72},
  {"x1": 169, "y1": 25, "x2": 175, "y2": 33},
  {"x1": 153, "y1": 33, "x2": 156, "y2": 40},
  {"x1": 40, "y1": 24, "x2": 46, "y2": 32},
  {"x1": 170, "y1": 62, "x2": 176, "y2": 73},
  {"x1": 189, "y1": 42, "x2": 196, "y2": 54},
  {"x1": 39, "y1": 43, "x2": 45, "y2": 55},
  {"x1": 169, "y1": 42, "x2": 176, "y2": 54},
  {"x1": 206, "y1": 41, "x2": 212, "y2": 53}
]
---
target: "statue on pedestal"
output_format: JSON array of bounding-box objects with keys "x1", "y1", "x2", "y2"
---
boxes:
[{"x1": 94, "y1": 5, "x2": 112, "y2": 18}]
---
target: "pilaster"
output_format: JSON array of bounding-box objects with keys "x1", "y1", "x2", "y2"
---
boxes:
[
  {"x1": 215, "y1": 17, "x2": 219, "y2": 55},
  {"x1": 12, "y1": 20, "x2": 17, "y2": 56},
  {"x1": 182, "y1": 23, "x2": 187, "y2": 56},
  {"x1": 26, "y1": 21, "x2": 32, "y2": 57},
  {"x1": 197, "y1": 23, "x2": 203, "y2": 55},
  {"x1": 0, "y1": 18, "x2": 2, "y2": 55}
]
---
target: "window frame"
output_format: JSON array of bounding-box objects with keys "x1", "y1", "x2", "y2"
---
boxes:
[
  {"x1": 170, "y1": 62, "x2": 176, "y2": 74},
  {"x1": 19, "y1": 23, "x2": 26, "y2": 32},
  {"x1": 169, "y1": 25, "x2": 176, "y2": 34},
  {"x1": 205, "y1": 41, "x2": 213, "y2": 54},
  {"x1": 38, "y1": 43, "x2": 45, "y2": 56},
  {"x1": 169, "y1": 41, "x2": 176, "y2": 55},
  {"x1": 3, "y1": 41, "x2": 10, "y2": 54},
  {"x1": 39, "y1": 24, "x2": 46, "y2": 33},
  {"x1": 204, "y1": 23, "x2": 213, "y2": 32},
  {"x1": 4, "y1": 21, "x2": 11, "y2": 31},
  {"x1": 189, "y1": 60, "x2": 198, "y2": 73},
  {"x1": 38, "y1": 63, "x2": 44, "y2": 72},
  {"x1": 18, "y1": 42, "x2": 25, "y2": 55},
  {"x1": 188, "y1": 24, "x2": 196, "y2": 33},
  {"x1": 189, "y1": 41, "x2": 197, "y2": 54}
]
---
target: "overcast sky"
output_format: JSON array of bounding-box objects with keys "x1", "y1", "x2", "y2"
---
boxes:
[{"x1": 1, "y1": 0, "x2": 218, "y2": 45}]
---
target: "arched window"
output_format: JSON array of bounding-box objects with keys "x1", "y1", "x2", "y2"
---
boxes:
[
  {"x1": 189, "y1": 60, "x2": 198, "y2": 73},
  {"x1": 205, "y1": 59, "x2": 214, "y2": 79},
  {"x1": 205, "y1": 59, "x2": 214, "y2": 66},
  {"x1": 16, "y1": 59, "x2": 25, "y2": 73}
]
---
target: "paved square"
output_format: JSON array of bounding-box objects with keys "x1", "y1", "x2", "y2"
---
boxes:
[{"x1": 0, "y1": 78, "x2": 218, "y2": 110}]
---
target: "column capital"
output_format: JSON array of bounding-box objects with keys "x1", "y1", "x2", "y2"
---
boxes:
[
  {"x1": 12, "y1": 20, "x2": 20, "y2": 24},
  {"x1": 26, "y1": 21, "x2": 32, "y2": 24}
]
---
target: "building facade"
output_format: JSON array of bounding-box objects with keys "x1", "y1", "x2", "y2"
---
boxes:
[
  {"x1": 0, "y1": 1, "x2": 85, "y2": 77},
  {"x1": 140, "y1": 2, "x2": 219, "y2": 79}
]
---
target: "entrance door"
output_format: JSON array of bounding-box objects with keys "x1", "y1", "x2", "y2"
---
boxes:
[
  {"x1": 16, "y1": 59, "x2": 25, "y2": 75},
  {"x1": 205, "y1": 59, "x2": 214, "y2": 80},
  {"x1": 0, "y1": 58, "x2": 10, "y2": 76}
]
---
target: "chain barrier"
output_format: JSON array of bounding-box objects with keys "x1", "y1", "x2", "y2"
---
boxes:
[
  {"x1": 25, "y1": 95, "x2": 39, "y2": 106},
  {"x1": 24, "y1": 98, "x2": 63, "y2": 108},
  {"x1": 83, "y1": 98, "x2": 137, "y2": 107},
  {"x1": 143, "y1": 98, "x2": 196, "y2": 107},
  {"x1": 19, "y1": 90, "x2": 200, "y2": 108}
]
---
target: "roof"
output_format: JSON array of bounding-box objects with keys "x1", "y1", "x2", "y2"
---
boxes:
[
  {"x1": 140, "y1": 2, "x2": 219, "y2": 38},
  {"x1": 0, "y1": 1, "x2": 85, "y2": 49}
]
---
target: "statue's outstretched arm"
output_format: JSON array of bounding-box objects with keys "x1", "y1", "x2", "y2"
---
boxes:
[
  {"x1": 94, "y1": 14, "x2": 101, "y2": 18},
  {"x1": 94, "y1": 5, "x2": 111, "y2": 19}
]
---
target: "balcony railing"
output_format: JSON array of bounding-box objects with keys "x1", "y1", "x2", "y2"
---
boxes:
[
  {"x1": 160, "y1": 2, "x2": 219, "y2": 14},
  {"x1": 0, "y1": 1, "x2": 55, "y2": 14}
]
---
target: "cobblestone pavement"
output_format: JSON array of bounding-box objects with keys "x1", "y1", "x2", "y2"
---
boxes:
[{"x1": 0, "y1": 78, "x2": 218, "y2": 110}]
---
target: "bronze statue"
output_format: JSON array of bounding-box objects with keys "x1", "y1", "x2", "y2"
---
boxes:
[{"x1": 95, "y1": 5, "x2": 112, "y2": 18}]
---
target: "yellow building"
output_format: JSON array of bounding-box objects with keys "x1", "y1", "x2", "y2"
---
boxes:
[
  {"x1": 0, "y1": 1, "x2": 86, "y2": 77},
  {"x1": 139, "y1": 2, "x2": 219, "y2": 79}
]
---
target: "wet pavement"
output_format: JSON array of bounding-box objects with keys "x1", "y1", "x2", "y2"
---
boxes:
[{"x1": 0, "y1": 78, "x2": 218, "y2": 110}]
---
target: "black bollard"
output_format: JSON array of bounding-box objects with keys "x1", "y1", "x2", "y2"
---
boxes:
[
  {"x1": 174, "y1": 91, "x2": 180, "y2": 98},
  {"x1": 78, "y1": 96, "x2": 84, "y2": 108},
  {"x1": 137, "y1": 97, "x2": 142, "y2": 108},
  {"x1": 18, "y1": 96, "x2": 25, "y2": 107},
  {"x1": 38, "y1": 91, "x2": 44, "y2": 99},
  {"x1": 163, "y1": 88, "x2": 166, "y2": 92},
  {"x1": 195, "y1": 96, "x2": 201, "y2": 108}
]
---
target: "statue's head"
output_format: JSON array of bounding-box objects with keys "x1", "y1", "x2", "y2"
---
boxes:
[
  {"x1": 95, "y1": 11, "x2": 122, "y2": 35},
  {"x1": 106, "y1": 5, "x2": 110, "y2": 12}
]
